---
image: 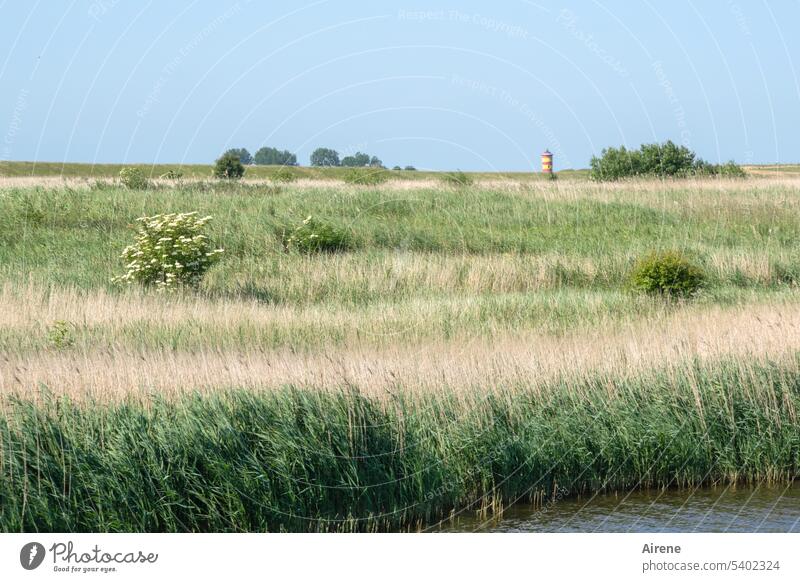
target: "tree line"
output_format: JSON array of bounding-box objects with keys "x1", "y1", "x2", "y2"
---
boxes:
[
  {"x1": 220, "y1": 146, "x2": 415, "y2": 170},
  {"x1": 223, "y1": 147, "x2": 297, "y2": 166}
]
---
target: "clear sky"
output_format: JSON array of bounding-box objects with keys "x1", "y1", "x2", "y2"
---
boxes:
[{"x1": 1, "y1": 1, "x2": 798, "y2": 171}]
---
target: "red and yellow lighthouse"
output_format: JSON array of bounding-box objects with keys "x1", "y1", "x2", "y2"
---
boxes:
[{"x1": 540, "y1": 149, "x2": 553, "y2": 174}]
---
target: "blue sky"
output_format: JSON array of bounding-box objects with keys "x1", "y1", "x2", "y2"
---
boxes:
[{"x1": 1, "y1": 1, "x2": 798, "y2": 170}]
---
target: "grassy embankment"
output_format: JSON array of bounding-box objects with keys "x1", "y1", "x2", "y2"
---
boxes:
[
  {"x1": 0, "y1": 159, "x2": 590, "y2": 182},
  {"x1": 1, "y1": 171, "x2": 799, "y2": 531}
]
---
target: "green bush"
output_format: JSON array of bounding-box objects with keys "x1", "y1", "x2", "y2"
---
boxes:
[
  {"x1": 284, "y1": 215, "x2": 351, "y2": 253},
  {"x1": 223, "y1": 147, "x2": 252, "y2": 165},
  {"x1": 590, "y1": 141, "x2": 745, "y2": 181},
  {"x1": 119, "y1": 167, "x2": 149, "y2": 189},
  {"x1": 113, "y1": 212, "x2": 224, "y2": 291},
  {"x1": 716, "y1": 161, "x2": 747, "y2": 178},
  {"x1": 629, "y1": 250, "x2": 706, "y2": 297},
  {"x1": 441, "y1": 171, "x2": 473, "y2": 187},
  {"x1": 213, "y1": 152, "x2": 245, "y2": 180},
  {"x1": 271, "y1": 168, "x2": 297, "y2": 183},
  {"x1": 342, "y1": 168, "x2": 388, "y2": 185},
  {"x1": 46, "y1": 320, "x2": 75, "y2": 349}
]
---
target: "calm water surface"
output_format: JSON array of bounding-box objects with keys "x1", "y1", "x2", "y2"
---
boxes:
[{"x1": 436, "y1": 483, "x2": 800, "y2": 532}]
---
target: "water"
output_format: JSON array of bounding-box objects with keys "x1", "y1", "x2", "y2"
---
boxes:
[{"x1": 435, "y1": 483, "x2": 800, "y2": 532}]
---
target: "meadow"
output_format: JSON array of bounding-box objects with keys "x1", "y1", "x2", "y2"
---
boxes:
[{"x1": 1, "y1": 167, "x2": 799, "y2": 531}]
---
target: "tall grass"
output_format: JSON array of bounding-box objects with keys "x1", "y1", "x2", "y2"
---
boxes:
[
  {"x1": 2, "y1": 181, "x2": 799, "y2": 292},
  {"x1": 1, "y1": 356, "x2": 798, "y2": 532}
]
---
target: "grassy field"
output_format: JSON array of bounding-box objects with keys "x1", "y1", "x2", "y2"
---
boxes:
[
  {"x1": 0, "y1": 159, "x2": 591, "y2": 182},
  {"x1": 1, "y1": 168, "x2": 799, "y2": 531}
]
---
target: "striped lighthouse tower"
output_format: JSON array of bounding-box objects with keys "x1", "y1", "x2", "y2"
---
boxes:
[{"x1": 541, "y1": 149, "x2": 553, "y2": 174}]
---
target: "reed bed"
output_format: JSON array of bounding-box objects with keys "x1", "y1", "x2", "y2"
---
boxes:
[{"x1": 1, "y1": 356, "x2": 798, "y2": 532}]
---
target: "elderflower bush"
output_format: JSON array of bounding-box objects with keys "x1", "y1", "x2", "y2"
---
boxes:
[{"x1": 113, "y1": 212, "x2": 223, "y2": 291}]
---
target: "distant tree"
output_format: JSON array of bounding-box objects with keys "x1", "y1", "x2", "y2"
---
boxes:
[
  {"x1": 223, "y1": 148, "x2": 252, "y2": 165},
  {"x1": 404, "y1": 165, "x2": 417, "y2": 171},
  {"x1": 341, "y1": 152, "x2": 371, "y2": 167},
  {"x1": 213, "y1": 151, "x2": 245, "y2": 179},
  {"x1": 310, "y1": 147, "x2": 340, "y2": 167},
  {"x1": 392, "y1": 165, "x2": 402, "y2": 171},
  {"x1": 254, "y1": 146, "x2": 297, "y2": 166},
  {"x1": 369, "y1": 156, "x2": 383, "y2": 168}
]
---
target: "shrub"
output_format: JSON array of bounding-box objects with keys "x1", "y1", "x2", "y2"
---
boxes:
[
  {"x1": 223, "y1": 147, "x2": 252, "y2": 165},
  {"x1": 46, "y1": 320, "x2": 75, "y2": 349},
  {"x1": 342, "y1": 168, "x2": 388, "y2": 185},
  {"x1": 119, "y1": 167, "x2": 149, "y2": 189},
  {"x1": 716, "y1": 161, "x2": 747, "y2": 178},
  {"x1": 694, "y1": 159, "x2": 747, "y2": 178},
  {"x1": 638, "y1": 141, "x2": 696, "y2": 177},
  {"x1": 629, "y1": 250, "x2": 706, "y2": 297},
  {"x1": 271, "y1": 168, "x2": 297, "y2": 183},
  {"x1": 441, "y1": 171, "x2": 473, "y2": 187},
  {"x1": 213, "y1": 152, "x2": 245, "y2": 179},
  {"x1": 113, "y1": 212, "x2": 224, "y2": 291},
  {"x1": 284, "y1": 215, "x2": 351, "y2": 253},
  {"x1": 160, "y1": 169, "x2": 184, "y2": 180},
  {"x1": 590, "y1": 141, "x2": 745, "y2": 181}
]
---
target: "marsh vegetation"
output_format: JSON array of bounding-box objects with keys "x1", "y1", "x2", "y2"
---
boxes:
[{"x1": 0, "y1": 169, "x2": 799, "y2": 531}]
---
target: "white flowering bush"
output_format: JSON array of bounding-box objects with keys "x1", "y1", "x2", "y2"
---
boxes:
[{"x1": 113, "y1": 212, "x2": 223, "y2": 290}]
